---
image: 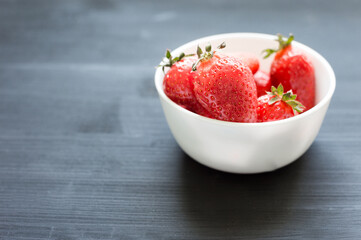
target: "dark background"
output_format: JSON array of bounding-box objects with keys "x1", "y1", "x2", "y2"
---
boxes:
[{"x1": 1, "y1": 0, "x2": 360, "y2": 239}]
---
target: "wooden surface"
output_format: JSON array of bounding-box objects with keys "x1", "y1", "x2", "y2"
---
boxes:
[{"x1": 1, "y1": 0, "x2": 361, "y2": 239}]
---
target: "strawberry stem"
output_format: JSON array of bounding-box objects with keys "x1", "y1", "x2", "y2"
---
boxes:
[
  {"x1": 158, "y1": 50, "x2": 195, "y2": 72},
  {"x1": 262, "y1": 33, "x2": 294, "y2": 59},
  {"x1": 192, "y1": 42, "x2": 226, "y2": 71},
  {"x1": 267, "y1": 84, "x2": 305, "y2": 113}
]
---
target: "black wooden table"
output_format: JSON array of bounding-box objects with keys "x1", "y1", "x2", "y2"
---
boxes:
[{"x1": 1, "y1": 1, "x2": 360, "y2": 239}]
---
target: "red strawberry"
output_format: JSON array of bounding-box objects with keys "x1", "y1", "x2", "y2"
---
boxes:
[
  {"x1": 160, "y1": 50, "x2": 213, "y2": 116},
  {"x1": 160, "y1": 50, "x2": 197, "y2": 106},
  {"x1": 222, "y1": 52, "x2": 259, "y2": 74},
  {"x1": 254, "y1": 70, "x2": 271, "y2": 97},
  {"x1": 257, "y1": 84, "x2": 305, "y2": 122},
  {"x1": 192, "y1": 43, "x2": 258, "y2": 123},
  {"x1": 191, "y1": 101, "x2": 215, "y2": 119},
  {"x1": 263, "y1": 34, "x2": 315, "y2": 110}
]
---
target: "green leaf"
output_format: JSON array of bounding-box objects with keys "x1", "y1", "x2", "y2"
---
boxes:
[
  {"x1": 287, "y1": 101, "x2": 297, "y2": 108},
  {"x1": 293, "y1": 100, "x2": 305, "y2": 113},
  {"x1": 205, "y1": 44, "x2": 212, "y2": 52},
  {"x1": 268, "y1": 96, "x2": 279, "y2": 105},
  {"x1": 282, "y1": 92, "x2": 291, "y2": 101},
  {"x1": 294, "y1": 106, "x2": 304, "y2": 113},
  {"x1": 179, "y1": 52, "x2": 185, "y2": 60},
  {"x1": 166, "y1": 49, "x2": 171, "y2": 59},
  {"x1": 197, "y1": 46, "x2": 203, "y2": 58},
  {"x1": 277, "y1": 84, "x2": 284, "y2": 95},
  {"x1": 271, "y1": 86, "x2": 277, "y2": 92},
  {"x1": 283, "y1": 92, "x2": 305, "y2": 113},
  {"x1": 290, "y1": 94, "x2": 297, "y2": 100},
  {"x1": 285, "y1": 34, "x2": 294, "y2": 46},
  {"x1": 262, "y1": 49, "x2": 277, "y2": 59},
  {"x1": 287, "y1": 100, "x2": 304, "y2": 113}
]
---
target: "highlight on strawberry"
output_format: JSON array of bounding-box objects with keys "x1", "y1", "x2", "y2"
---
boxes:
[
  {"x1": 263, "y1": 33, "x2": 316, "y2": 111},
  {"x1": 257, "y1": 84, "x2": 305, "y2": 122},
  {"x1": 219, "y1": 51, "x2": 260, "y2": 74},
  {"x1": 253, "y1": 70, "x2": 271, "y2": 97}
]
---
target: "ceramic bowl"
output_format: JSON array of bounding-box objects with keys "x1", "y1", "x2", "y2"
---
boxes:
[{"x1": 154, "y1": 33, "x2": 336, "y2": 173}]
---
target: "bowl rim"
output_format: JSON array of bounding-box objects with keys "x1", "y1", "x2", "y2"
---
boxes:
[{"x1": 154, "y1": 32, "x2": 336, "y2": 127}]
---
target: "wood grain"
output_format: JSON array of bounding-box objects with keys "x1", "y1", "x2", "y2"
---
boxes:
[{"x1": 0, "y1": 0, "x2": 361, "y2": 239}]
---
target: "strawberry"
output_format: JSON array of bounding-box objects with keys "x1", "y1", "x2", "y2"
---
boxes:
[
  {"x1": 222, "y1": 52, "x2": 260, "y2": 74},
  {"x1": 254, "y1": 70, "x2": 271, "y2": 97},
  {"x1": 192, "y1": 43, "x2": 258, "y2": 123},
  {"x1": 160, "y1": 50, "x2": 197, "y2": 106},
  {"x1": 257, "y1": 84, "x2": 305, "y2": 122},
  {"x1": 263, "y1": 34, "x2": 315, "y2": 110},
  {"x1": 191, "y1": 101, "x2": 215, "y2": 119},
  {"x1": 160, "y1": 50, "x2": 213, "y2": 117}
]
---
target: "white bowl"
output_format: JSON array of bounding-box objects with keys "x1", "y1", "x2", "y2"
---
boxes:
[{"x1": 154, "y1": 33, "x2": 336, "y2": 174}]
